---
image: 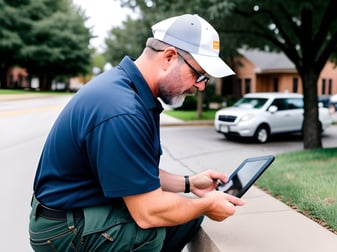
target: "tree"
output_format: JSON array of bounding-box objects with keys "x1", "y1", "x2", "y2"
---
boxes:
[
  {"x1": 105, "y1": 17, "x2": 151, "y2": 66},
  {"x1": 207, "y1": 0, "x2": 337, "y2": 149},
  {"x1": 0, "y1": 0, "x2": 93, "y2": 90},
  {"x1": 92, "y1": 53, "x2": 107, "y2": 74},
  {"x1": 0, "y1": 0, "x2": 27, "y2": 88},
  {"x1": 19, "y1": 0, "x2": 93, "y2": 90}
]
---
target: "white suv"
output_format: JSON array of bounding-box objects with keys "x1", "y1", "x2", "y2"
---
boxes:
[{"x1": 214, "y1": 92, "x2": 332, "y2": 143}]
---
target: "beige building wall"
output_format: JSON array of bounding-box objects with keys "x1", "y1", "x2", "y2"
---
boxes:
[
  {"x1": 318, "y1": 61, "x2": 337, "y2": 95},
  {"x1": 233, "y1": 55, "x2": 337, "y2": 96}
]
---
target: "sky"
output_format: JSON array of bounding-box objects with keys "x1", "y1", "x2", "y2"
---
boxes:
[{"x1": 72, "y1": 0, "x2": 134, "y2": 51}]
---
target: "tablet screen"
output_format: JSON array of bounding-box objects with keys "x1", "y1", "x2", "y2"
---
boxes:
[{"x1": 217, "y1": 155, "x2": 275, "y2": 197}]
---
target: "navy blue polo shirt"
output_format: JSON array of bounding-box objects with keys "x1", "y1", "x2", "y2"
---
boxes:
[{"x1": 33, "y1": 56, "x2": 163, "y2": 209}]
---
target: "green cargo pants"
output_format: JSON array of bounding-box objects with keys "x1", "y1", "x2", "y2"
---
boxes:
[
  {"x1": 29, "y1": 197, "x2": 165, "y2": 251},
  {"x1": 29, "y1": 196, "x2": 203, "y2": 252}
]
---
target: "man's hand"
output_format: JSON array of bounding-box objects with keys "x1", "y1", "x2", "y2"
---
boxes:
[
  {"x1": 190, "y1": 170, "x2": 228, "y2": 197},
  {"x1": 202, "y1": 190, "x2": 245, "y2": 221}
]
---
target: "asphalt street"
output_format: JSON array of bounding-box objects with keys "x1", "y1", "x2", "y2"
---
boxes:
[{"x1": 159, "y1": 120, "x2": 337, "y2": 176}]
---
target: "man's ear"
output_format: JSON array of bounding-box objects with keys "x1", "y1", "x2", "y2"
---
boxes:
[{"x1": 161, "y1": 47, "x2": 178, "y2": 70}]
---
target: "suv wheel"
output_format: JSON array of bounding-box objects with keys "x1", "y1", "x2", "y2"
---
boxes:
[{"x1": 254, "y1": 125, "x2": 270, "y2": 143}]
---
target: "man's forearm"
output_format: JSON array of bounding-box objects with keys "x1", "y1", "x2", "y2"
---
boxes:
[{"x1": 159, "y1": 168, "x2": 187, "y2": 193}]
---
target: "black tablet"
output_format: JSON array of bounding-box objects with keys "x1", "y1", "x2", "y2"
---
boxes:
[{"x1": 216, "y1": 155, "x2": 275, "y2": 198}]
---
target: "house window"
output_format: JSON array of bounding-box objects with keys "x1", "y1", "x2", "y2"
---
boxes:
[
  {"x1": 328, "y1": 79, "x2": 332, "y2": 95},
  {"x1": 322, "y1": 79, "x2": 326, "y2": 94},
  {"x1": 244, "y1": 78, "x2": 251, "y2": 94},
  {"x1": 273, "y1": 78, "x2": 279, "y2": 92},
  {"x1": 292, "y1": 78, "x2": 298, "y2": 93},
  {"x1": 237, "y1": 78, "x2": 242, "y2": 96}
]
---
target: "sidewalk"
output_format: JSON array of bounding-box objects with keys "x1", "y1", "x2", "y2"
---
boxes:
[
  {"x1": 160, "y1": 113, "x2": 337, "y2": 252},
  {"x1": 332, "y1": 112, "x2": 337, "y2": 123}
]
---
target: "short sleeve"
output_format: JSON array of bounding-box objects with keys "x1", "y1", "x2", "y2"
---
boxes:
[{"x1": 85, "y1": 114, "x2": 161, "y2": 198}]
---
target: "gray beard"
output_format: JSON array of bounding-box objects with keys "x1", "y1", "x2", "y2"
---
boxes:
[
  {"x1": 161, "y1": 94, "x2": 186, "y2": 108},
  {"x1": 168, "y1": 94, "x2": 186, "y2": 108}
]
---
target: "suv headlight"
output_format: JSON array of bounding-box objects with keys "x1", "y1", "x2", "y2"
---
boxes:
[{"x1": 239, "y1": 113, "x2": 254, "y2": 122}]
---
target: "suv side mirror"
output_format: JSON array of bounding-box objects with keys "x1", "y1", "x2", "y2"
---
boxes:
[{"x1": 268, "y1": 105, "x2": 278, "y2": 113}]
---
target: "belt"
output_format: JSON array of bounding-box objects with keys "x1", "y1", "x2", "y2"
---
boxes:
[{"x1": 38, "y1": 204, "x2": 83, "y2": 220}]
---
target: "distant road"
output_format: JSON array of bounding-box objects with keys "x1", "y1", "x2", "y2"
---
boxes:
[{"x1": 0, "y1": 95, "x2": 72, "y2": 252}]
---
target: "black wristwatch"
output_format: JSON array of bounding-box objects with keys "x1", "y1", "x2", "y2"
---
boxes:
[{"x1": 184, "y1": 175, "x2": 190, "y2": 193}]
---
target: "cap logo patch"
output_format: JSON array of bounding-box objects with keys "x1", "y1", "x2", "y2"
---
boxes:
[{"x1": 213, "y1": 41, "x2": 220, "y2": 50}]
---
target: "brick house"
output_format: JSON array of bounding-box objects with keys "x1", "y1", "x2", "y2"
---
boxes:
[
  {"x1": 218, "y1": 49, "x2": 337, "y2": 97},
  {"x1": 6, "y1": 66, "x2": 29, "y2": 89}
]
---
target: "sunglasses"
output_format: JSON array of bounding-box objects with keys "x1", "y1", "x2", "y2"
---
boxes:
[
  {"x1": 147, "y1": 46, "x2": 209, "y2": 84},
  {"x1": 177, "y1": 52, "x2": 209, "y2": 84}
]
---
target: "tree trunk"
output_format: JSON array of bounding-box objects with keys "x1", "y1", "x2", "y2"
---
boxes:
[
  {"x1": 0, "y1": 64, "x2": 9, "y2": 89},
  {"x1": 38, "y1": 75, "x2": 53, "y2": 90},
  {"x1": 197, "y1": 91, "x2": 203, "y2": 119},
  {"x1": 301, "y1": 71, "x2": 322, "y2": 149}
]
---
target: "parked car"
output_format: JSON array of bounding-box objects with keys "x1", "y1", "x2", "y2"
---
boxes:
[
  {"x1": 329, "y1": 94, "x2": 337, "y2": 112},
  {"x1": 214, "y1": 92, "x2": 332, "y2": 143},
  {"x1": 318, "y1": 95, "x2": 331, "y2": 108},
  {"x1": 319, "y1": 95, "x2": 337, "y2": 112}
]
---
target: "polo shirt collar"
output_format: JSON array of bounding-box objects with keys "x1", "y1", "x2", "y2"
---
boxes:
[{"x1": 119, "y1": 56, "x2": 163, "y2": 113}]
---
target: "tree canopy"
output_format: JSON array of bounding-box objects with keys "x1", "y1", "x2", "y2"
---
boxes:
[
  {"x1": 105, "y1": 16, "x2": 151, "y2": 66},
  {"x1": 0, "y1": 0, "x2": 93, "y2": 89},
  {"x1": 210, "y1": 0, "x2": 337, "y2": 149},
  {"x1": 0, "y1": 0, "x2": 26, "y2": 88}
]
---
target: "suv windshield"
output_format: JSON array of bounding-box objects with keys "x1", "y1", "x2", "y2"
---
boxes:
[{"x1": 233, "y1": 98, "x2": 268, "y2": 109}]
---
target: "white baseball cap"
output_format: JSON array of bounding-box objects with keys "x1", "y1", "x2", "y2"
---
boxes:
[{"x1": 151, "y1": 14, "x2": 235, "y2": 78}]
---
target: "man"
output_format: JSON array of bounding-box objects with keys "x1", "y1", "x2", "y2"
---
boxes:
[{"x1": 29, "y1": 14, "x2": 245, "y2": 251}]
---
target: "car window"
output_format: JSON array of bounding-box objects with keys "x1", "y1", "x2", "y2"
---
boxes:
[
  {"x1": 234, "y1": 98, "x2": 268, "y2": 109},
  {"x1": 286, "y1": 98, "x2": 303, "y2": 109},
  {"x1": 271, "y1": 98, "x2": 303, "y2": 111},
  {"x1": 270, "y1": 99, "x2": 288, "y2": 111}
]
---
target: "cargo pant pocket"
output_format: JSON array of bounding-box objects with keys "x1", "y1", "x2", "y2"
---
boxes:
[
  {"x1": 29, "y1": 217, "x2": 83, "y2": 252},
  {"x1": 29, "y1": 197, "x2": 83, "y2": 252},
  {"x1": 80, "y1": 204, "x2": 165, "y2": 251}
]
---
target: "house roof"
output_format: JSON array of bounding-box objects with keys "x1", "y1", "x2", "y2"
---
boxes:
[{"x1": 238, "y1": 49, "x2": 296, "y2": 73}]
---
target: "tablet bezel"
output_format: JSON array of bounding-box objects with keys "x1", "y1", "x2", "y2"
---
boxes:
[{"x1": 217, "y1": 155, "x2": 275, "y2": 198}]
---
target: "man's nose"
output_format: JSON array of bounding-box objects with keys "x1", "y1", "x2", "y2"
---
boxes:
[{"x1": 194, "y1": 81, "x2": 206, "y2": 92}]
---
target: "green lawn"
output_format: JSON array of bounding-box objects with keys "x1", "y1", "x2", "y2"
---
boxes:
[
  {"x1": 0, "y1": 89, "x2": 32, "y2": 95},
  {"x1": 164, "y1": 109, "x2": 216, "y2": 120},
  {"x1": 257, "y1": 148, "x2": 337, "y2": 233}
]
